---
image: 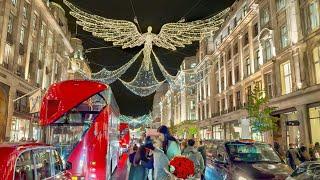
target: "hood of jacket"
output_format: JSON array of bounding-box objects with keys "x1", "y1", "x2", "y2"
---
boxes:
[{"x1": 183, "y1": 146, "x2": 198, "y2": 154}]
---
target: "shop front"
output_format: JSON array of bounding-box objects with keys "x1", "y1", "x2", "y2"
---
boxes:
[
  {"x1": 200, "y1": 128, "x2": 212, "y2": 140},
  {"x1": 212, "y1": 124, "x2": 223, "y2": 140},
  {"x1": 272, "y1": 108, "x2": 301, "y2": 150},
  {"x1": 309, "y1": 103, "x2": 320, "y2": 144},
  {"x1": 225, "y1": 120, "x2": 242, "y2": 140}
]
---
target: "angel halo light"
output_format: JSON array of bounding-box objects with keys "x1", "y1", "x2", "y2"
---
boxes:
[{"x1": 64, "y1": 0, "x2": 229, "y2": 96}]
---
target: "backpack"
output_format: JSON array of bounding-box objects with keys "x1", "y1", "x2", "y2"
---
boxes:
[{"x1": 186, "y1": 151, "x2": 201, "y2": 174}]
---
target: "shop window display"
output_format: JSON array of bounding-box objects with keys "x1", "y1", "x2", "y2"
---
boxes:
[
  {"x1": 309, "y1": 106, "x2": 320, "y2": 144},
  {"x1": 225, "y1": 121, "x2": 241, "y2": 140},
  {"x1": 10, "y1": 117, "x2": 30, "y2": 142}
]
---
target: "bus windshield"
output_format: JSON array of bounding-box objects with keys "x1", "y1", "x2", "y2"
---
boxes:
[
  {"x1": 46, "y1": 90, "x2": 108, "y2": 160},
  {"x1": 226, "y1": 143, "x2": 282, "y2": 163}
]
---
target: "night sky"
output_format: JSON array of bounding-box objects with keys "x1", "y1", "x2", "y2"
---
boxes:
[{"x1": 53, "y1": 0, "x2": 235, "y2": 116}]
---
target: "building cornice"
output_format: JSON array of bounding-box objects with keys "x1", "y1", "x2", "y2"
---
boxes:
[{"x1": 35, "y1": 0, "x2": 73, "y2": 53}]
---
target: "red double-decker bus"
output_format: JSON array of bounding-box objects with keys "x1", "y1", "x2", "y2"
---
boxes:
[
  {"x1": 119, "y1": 122, "x2": 130, "y2": 155},
  {"x1": 39, "y1": 80, "x2": 120, "y2": 180}
]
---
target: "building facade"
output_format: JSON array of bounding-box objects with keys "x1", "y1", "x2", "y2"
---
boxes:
[
  {"x1": 0, "y1": 0, "x2": 73, "y2": 142},
  {"x1": 196, "y1": 0, "x2": 320, "y2": 149},
  {"x1": 151, "y1": 83, "x2": 169, "y2": 129},
  {"x1": 156, "y1": 0, "x2": 320, "y2": 149},
  {"x1": 68, "y1": 37, "x2": 91, "y2": 79},
  {"x1": 157, "y1": 56, "x2": 198, "y2": 131}
]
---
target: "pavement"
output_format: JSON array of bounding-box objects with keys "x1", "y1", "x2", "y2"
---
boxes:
[{"x1": 111, "y1": 153, "x2": 129, "y2": 180}]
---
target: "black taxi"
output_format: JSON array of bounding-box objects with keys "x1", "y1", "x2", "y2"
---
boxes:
[{"x1": 205, "y1": 139, "x2": 292, "y2": 180}]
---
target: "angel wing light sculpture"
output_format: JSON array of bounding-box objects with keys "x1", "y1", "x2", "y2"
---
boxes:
[{"x1": 64, "y1": 0, "x2": 229, "y2": 96}]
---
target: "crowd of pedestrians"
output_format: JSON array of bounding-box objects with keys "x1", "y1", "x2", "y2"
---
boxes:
[
  {"x1": 285, "y1": 142, "x2": 320, "y2": 170},
  {"x1": 127, "y1": 125, "x2": 206, "y2": 180}
]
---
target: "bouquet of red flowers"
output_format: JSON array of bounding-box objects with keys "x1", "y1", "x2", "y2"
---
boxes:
[{"x1": 169, "y1": 156, "x2": 195, "y2": 179}]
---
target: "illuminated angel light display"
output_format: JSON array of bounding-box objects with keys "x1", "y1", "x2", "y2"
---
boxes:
[{"x1": 64, "y1": 0, "x2": 229, "y2": 96}]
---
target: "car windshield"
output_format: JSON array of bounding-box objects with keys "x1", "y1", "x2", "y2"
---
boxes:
[{"x1": 226, "y1": 143, "x2": 282, "y2": 163}]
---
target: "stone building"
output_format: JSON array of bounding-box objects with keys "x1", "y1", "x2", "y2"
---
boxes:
[
  {"x1": 151, "y1": 83, "x2": 169, "y2": 129},
  {"x1": 195, "y1": 0, "x2": 320, "y2": 149},
  {"x1": 67, "y1": 37, "x2": 91, "y2": 79},
  {"x1": 157, "y1": 56, "x2": 198, "y2": 131},
  {"x1": 0, "y1": 0, "x2": 73, "y2": 141}
]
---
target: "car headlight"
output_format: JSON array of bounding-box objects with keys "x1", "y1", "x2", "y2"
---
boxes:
[{"x1": 238, "y1": 176, "x2": 248, "y2": 180}]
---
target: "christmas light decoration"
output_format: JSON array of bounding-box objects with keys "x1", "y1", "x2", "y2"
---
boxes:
[
  {"x1": 119, "y1": 52, "x2": 165, "y2": 96},
  {"x1": 119, "y1": 114, "x2": 152, "y2": 127},
  {"x1": 92, "y1": 50, "x2": 142, "y2": 84},
  {"x1": 64, "y1": 0, "x2": 229, "y2": 96}
]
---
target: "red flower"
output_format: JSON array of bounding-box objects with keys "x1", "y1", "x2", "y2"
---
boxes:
[{"x1": 169, "y1": 156, "x2": 195, "y2": 179}]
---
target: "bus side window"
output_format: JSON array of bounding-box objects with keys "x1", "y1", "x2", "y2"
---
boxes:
[
  {"x1": 34, "y1": 149, "x2": 52, "y2": 179},
  {"x1": 15, "y1": 150, "x2": 34, "y2": 180},
  {"x1": 51, "y1": 150, "x2": 63, "y2": 175}
]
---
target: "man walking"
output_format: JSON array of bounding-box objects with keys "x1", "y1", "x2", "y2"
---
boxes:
[
  {"x1": 286, "y1": 143, "x2": 301, "y2": 170},
  {"x1": 182, "y1": 139, "x2": 205, "y2": 179}
]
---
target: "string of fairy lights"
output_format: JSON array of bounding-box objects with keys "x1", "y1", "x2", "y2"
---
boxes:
[
  {"x1": 64, "y1": 0, "x2": 229, "y2": 96},
  {"x1": 119, "y1": 114, "x2": 152, "y2": 127}
]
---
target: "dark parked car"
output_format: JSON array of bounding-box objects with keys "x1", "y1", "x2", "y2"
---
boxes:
[
  {"x1": 205, "y1": 140, "x2": 292, "y2": 180},
  {"x1": 286, "y1": 161, "x2": 320, "y2": 180}
]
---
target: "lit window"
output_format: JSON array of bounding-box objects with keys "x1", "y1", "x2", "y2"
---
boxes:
[
  {"x1": 221, "y1": 76, "x2": 225, "y2": 91},
  {"x1": 190, "y1": 63, "x2": 197, "y2": 68},
  {"x1": 276, "y1": 0, "x2": 286, "y2": 11},
  {"x1": 7, "y1": 14, "x2": 14, "y2": 34},
  {"x1": 280, "y1": 61, "x2": 292, "y2": 95},
  {"x1": 47, "y1": 31, "x2": 53, "y2": 47},
  {"x1": 36, "y1": 69, "x2": 40, "y2": 84},
  {"x1": 263, "y1": 40, "x2": 272, "y2": 61},
  {"x1": 309, "y1": 1, "x2": 320, "y2": 30},
  {"x1": 254, "y1": 49, "x2": 261, "y2": 71},
  {"x1": 32, "y1": 14, "x2": 38, "y2": 31},
  {"x1": 11, "y1": 0, "x2": 17, "y2": 6},
  {"x1": 243, "y1": 4, "x2": 248, "y2": 16},
  {"x1": 40, "y1": 23, "x2": 46, "y2": 39},
  {"x1": 20, "y1": 26, "x2": 25, "y2": 44},
  {"x1": 3, "y1": 44, "x2": 12, "y2": 65},
  {"x1": 38, "y1": 43, "x2": 44, "y2": 60},
  {"x1": 23, "y1": 6, "x2": 28, "y2": 18},
  {"x1": 312, "y1": 47, "x2": 320, "y2": 84},
  {"x1": 280, "y1": 25, "x2": 289, "y2": 48},
  {"x1": 260, "y1": 8, "x2": 270, "y2": 26},
  {"x1": 265, "y1": 73, "x2": 273, "y2": 98},
  {"x1": 17, "y1": 56, "x2": 22, "y2": 65},
  {"x1": 245, "y1": 58, "x2": 251, "y2": 76}
]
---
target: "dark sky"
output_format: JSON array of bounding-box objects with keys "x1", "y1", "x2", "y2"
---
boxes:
[{"x1": 53, "y1": 0, "x2": 235, "y2": 116}]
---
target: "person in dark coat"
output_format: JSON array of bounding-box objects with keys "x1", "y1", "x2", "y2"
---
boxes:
[
  {"x1": 286, "y1": 143, "x2": 301, "y2": 170},
  {"x1": 197, "y1": 140, "x2": 207, "y2": 180},
  {"x1": 128, "y1": 144, "x2": 146, "y2": 180},
  {"x1": 299, "y1": 145, "x2": 311, "y2": 162}
]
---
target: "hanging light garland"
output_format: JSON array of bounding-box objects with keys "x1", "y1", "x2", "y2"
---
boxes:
[
  {"x1": 119, "y1": 114, "x2": 152, "y2": 127},
  {"x1": 64, "y1": 0, "x2": 229, "y2": 96},
  {"x1": 92, "y1": 50, "x2": 142, "y2": 84}
]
